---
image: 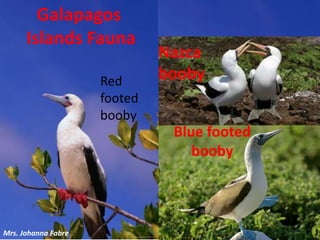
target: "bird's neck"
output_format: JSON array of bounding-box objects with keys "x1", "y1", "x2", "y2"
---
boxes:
[
  {"x1": 244, "y1": 144, "x2": 265, "y2": 182},
  {"x1": 224, "y1": 64, "x2": 245, "y2": 81},
  {"x1": 58, "y1": 111, "x2": 85, "y2": 131}
]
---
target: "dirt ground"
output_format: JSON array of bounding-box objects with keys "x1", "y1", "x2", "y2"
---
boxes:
[{"x1": 159, "y1": 80, "x2": 320, "y2": 125}]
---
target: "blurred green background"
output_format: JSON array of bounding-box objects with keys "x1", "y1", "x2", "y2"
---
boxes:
[{"x1": 159, "y1": 125, "x2": 320, "y2": 240}]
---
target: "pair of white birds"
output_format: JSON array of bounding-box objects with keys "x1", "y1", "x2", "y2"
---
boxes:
[{"x1": 195, "y1": 40, "x2": 282, "y2": 125}]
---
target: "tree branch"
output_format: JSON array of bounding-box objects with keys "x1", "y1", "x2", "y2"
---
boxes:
[
  {"x1": 16, "y1": 178, "x2": 52, "y2": 191},
  {"x1": 127, "y1": 148, "x2": 159, "y2": 167},
  {"x1": 13, "y1": 175, "x2": 152, "y2": 228}
]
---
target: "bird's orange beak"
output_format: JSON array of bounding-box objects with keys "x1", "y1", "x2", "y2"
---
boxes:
[
  {"x1": 236, "y1": 40, "x2": 252, "y2": 57},
  {"x1": 246, "y1": 42, "x2": 268, "y2": 56}
]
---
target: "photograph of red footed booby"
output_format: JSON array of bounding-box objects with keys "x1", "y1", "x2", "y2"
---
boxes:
[
  {"x1": 159, "y1": 125, "x2": 320, "y2": 239},
  {"x1": 0, "y1": 0, "x2": 158, "y2": 239},
  {"x1": 43, "y1": 93, "x2": 109, "y2": 238},
  {"x1": 159, "y1": 37, "x2": 320, "y2": 125}
]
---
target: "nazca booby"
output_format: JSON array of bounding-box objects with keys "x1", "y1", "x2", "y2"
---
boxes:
[
  {"x1": 181, "y1": 129, "x2": 282, "y2": 239},
  {"x1": 247, "y1": 42, "x2": 283, "y2": 121},
  {"x1": 194, "y1": 41, "x2": 251, "y2": 125},
  {"x1": 43, "y1": 93, "x2": 108, "y2": 239}
]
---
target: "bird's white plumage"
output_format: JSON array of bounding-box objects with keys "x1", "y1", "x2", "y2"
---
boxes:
[
  {"x1": 201, "y1": 49, "x2": 247, "y2": 108},
  {"x1": 249, "y1": 46, "x2": 282, "y2": 101},
  {"x1": 43, "y1": 93, "x2": 107, "y2": 239}
]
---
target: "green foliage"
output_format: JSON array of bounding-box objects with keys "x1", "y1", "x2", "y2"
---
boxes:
[
  {"x1": 109, "y1": 119, "x2": 138, "y2": 149},
  {"x1": 69, "y1": 218, "x2": 84, "y2": 239},
  {"x1": 109, "y1": 117, "x2": 159, "y2": 239},
  {"x1": 111, "y1": 219, "x2": 156, "y2": 239},
  {"x1": 31, "y1": 147, "x2": 52, "y2": 176},
  {"x1": 159, "y1": 37, "x2": 320, "y2": 92},
  {"x1": 37, "y1": 189, "x2": 65, "y2": 216},
  {"x1": 159, "y1": 125, "x2": 320, "y2": 239},
  {"x1": 45, "y1": 218, "x2": 84, "y2": 239},
  {"x1": 5, "y1": 165, "x2": 19, "y2": 180},
  {"x1": 109, "y1": 115, "x2": 159, "y2": 151}
]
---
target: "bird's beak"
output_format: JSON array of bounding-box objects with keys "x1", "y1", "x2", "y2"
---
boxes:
[
  {"x1": 43, "y1": 93, "x2": 71, "y2": 107},
  {"x1": 236, "y1": 40, "x2": 252, "y2": 57},
  {"x1": 259, "y1": 129, "x2": 282, "y2": 145},
  {"x1": 246, "y1": 42, "x2": 268, "y2": 56}
]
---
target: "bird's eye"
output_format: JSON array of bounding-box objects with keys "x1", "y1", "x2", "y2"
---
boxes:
[
  {"x1": 265, "y1": 47, "x2": 271, "y2": 55},
  {"x1": 65, "y1": 96, "x2": 70, "y2": 100}
]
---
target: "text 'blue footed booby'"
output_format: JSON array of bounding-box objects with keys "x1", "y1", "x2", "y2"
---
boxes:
[
  {"x1": 247, "y1": 42, "x2": 283, "y2": 121},
  {"x1": 181, "y1": 129, "x2": 282, "y2": 239},
  {"x1": 194, "y1": 40, "x2": 251, "y2": 125},
  {"x1": 43, "y1": 93, "x2": 109, "y2": 239}
]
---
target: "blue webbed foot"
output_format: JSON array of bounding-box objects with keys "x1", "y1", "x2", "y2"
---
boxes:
[
  {"x1": 242, "y1": 230, "x2": 257, "y2": 240},
  {"x1": 258, "y1": 195, "x2": 279, "y2": 209}
]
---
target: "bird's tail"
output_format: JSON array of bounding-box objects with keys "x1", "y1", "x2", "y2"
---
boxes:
[
  {"x1": 180, "y1": 206, "x2": 205, "y2": 216},
  {"x1": 190, "y1": 81, "x2": 207, "y2": 96},
  {"x1": 82, "y1": 204, "x2": 110, "y2": 239}
]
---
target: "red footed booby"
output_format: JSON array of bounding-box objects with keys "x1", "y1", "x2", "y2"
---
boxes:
[
  {"x1": 43, "y1": 93, "x2": 109, "y2": 239},
  {"x1": 181, "y1": 129, "x2": 282, "y2": 239},
  {"x1": 194, "y1": 41, "x2": 251, "y2": 125},
  {"x1": 247, "y1": 42, "x2": 283, "y2": 121}
]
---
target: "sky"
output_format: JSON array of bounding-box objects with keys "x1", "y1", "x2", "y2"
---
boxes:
[
  {"x1": 0, "y1": 1, "x2": 157, "y2": 239},
  {"x1": 1, "y1": 0, "x2": 320, "y2": 239}
]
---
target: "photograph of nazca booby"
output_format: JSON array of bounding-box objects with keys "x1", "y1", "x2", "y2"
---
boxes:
[
  {"x1": 159, "y1": 37, "x2": 320, "y2": 125},
  {"x1": 159, "y1": 125, "x2": 320, "y2": 239}
]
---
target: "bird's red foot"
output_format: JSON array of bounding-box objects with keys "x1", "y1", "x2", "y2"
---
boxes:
[
  {"x1": 57, "y1": 188, "x2": 88, "y2": 208},
  {"x1": 73, "y1": 193, "x2": 88, "y2": 208},
  {"x1": 57, "y1": 188, "x2": 73, "y2": 201}
]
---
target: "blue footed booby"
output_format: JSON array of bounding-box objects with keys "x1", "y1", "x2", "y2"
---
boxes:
[
  {"x1": 43, "y1": 93, "x2": 109, "y2": 239},
  {"x1": 194, "y1": 41, "x2": 251, "y2": 125},
  {"x1": 247, "y1": 42, "x2": 283, "y2": 121},
  {"x1": 181, "y1": 129, "x2": 281, "y2": 239}
]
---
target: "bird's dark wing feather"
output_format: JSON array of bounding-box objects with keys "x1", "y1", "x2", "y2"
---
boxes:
[
  {"x1": 83, "y1": 146, "x2": 107, "y2": 217},
  {"x1": 57, "y1": 151, "x2": 60, "y2": 168},
  {"x1": 204, "y1": 179, "x2": 251, "y2": 217},
  {"x1": 194, "y1": 81, "x2": 225, "y2": 99}
]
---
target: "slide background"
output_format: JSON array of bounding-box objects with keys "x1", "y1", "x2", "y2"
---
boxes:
[{"x1": 159, "y1": 0, "x2": 320, "y2": 36}]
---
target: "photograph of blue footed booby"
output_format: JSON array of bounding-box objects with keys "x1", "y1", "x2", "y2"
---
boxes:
[
  {"x1": 159, "y1": 125, "x2": 320, "y2": 239},
  {"x1": 159, "y1": 37, "x2": 320, "y2": 125}
]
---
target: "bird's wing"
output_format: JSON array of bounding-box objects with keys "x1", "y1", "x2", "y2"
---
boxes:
[
  {"x1": 83, "y1": 146, "x2": 109, "y2": 237},
  {"x1": 83, "y1": 146, "x2": 107, "y2": 215},
  {"x1": 57, "y1": 151, "x2": 60, "y2": 168},
  {"x1": 194, "y1": 75, "x2": 229, "y2": 99},
  {"x1": 225, "y1": 174, "x2": 247, "y2": 186},
  {"x1": 247, "y1": 69, "x2": 256, "y2": 92},
  {"x1": 204, "y1": 178, "x2": 251, "y2": 217},
  {"x1": 276, "y1": 74, "x2": 282, "y2": 95},
  {"x1": 208, "y1": 75, "x2": 229, "y2": 93}
]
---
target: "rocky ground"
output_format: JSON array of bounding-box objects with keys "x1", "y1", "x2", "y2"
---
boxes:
[{"x1": 159, "y1": 80, "x2": 320, "y2": 125}]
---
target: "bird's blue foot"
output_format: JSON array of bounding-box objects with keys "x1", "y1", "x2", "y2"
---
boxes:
[
  {"x1": 242, "y1": 230, "x2": 257, "y2": 240},
  {"x1": 258, "y1": 195, "x2": 279, "y2": 209}
]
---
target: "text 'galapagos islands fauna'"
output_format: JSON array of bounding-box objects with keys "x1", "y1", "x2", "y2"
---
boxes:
[{"x1": 27, "y1": 7, "x2": 135, "y2": 45}]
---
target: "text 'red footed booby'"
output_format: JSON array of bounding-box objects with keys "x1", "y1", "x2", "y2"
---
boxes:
[
  {"x1": 246, "y1": 42, "x2": 283, "y2": 121},
  {"x1": 194, "y1": 40, "x2": 251, "y2": 125},
  {"x1": 181, "y1": 129, "x2": 282, "y2": 239},
  {"x1": 43, "y1": 93, "x2": 109, "y2": 239}
]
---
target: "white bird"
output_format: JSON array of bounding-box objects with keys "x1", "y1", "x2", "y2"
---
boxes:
[
  {"x1": 181, "y1": 129, "x2": 282, "y2": 239},
  {"x1": 247, "y1": 42, "x2": 283, "y2": 121},
  {"x1": 43, "y1": 93, "x2": 108, "y2": 239},
  {"x1": 194, "y1": 41, "x2": 251, "y2": 125}
]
